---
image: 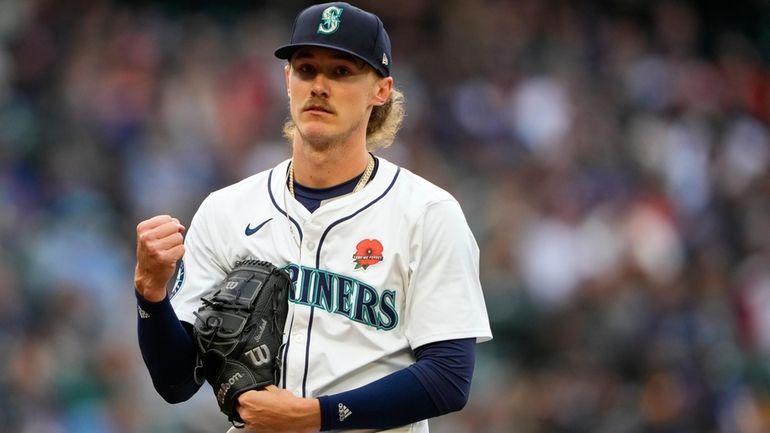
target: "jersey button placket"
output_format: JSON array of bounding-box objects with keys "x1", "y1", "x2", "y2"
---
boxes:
[
  {"x1": 303, "y1": 219, "x2": 320, "y2": 253},
  {"x1": 288, "y1": 220, "x2": 318, "y2": 397}
]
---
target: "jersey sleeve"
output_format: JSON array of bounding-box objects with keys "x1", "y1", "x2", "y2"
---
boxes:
[
  {"x1": 403, "y1": 199, "x2": 493, "y2": 349},
  {"x1": 169, "y1": 194, "x2": 229, "y2": 324}
]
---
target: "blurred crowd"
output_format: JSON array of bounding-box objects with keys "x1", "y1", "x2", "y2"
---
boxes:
[{"x1": 1, "y1": 0, "x2": 770, "y2": 432}]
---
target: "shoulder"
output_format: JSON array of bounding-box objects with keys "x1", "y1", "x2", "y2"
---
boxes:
[{"x1": 371, "y1": 158, "x2": 472, "y2": 238}]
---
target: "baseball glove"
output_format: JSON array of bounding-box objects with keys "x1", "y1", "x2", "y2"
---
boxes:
[{"x1": 192, "y1": 259, "x2": 290, "y2": 427}]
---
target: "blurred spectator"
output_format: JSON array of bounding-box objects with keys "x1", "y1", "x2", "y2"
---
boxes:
[{"x1": 1, "y1": 0, "x2": 770, "y2": 432}]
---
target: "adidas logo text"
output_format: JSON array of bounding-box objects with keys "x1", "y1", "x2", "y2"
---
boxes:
[{"x1": 338, "y1": 403, "x2": 352, "y2": 421}]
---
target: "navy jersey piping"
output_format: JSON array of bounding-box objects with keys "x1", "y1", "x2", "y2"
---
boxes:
[
  {"x1": 300, "y1": 167, "x2": 402, "y2": 397},
  {"x1": 268, "y1": 168, "x2": 303, "y2": 242},
  {"x1": 280, "y1": 313, "x2": 295, "y2": 388}
]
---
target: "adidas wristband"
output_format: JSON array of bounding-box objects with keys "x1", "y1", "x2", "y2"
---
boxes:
[{"x1": 317, "y1": 368, "x2": 437, "y2": 431}]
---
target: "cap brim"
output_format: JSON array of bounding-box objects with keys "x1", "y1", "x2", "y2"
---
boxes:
[{"x1": 274, "y1": 43, "x2": 388, "y2": 76}]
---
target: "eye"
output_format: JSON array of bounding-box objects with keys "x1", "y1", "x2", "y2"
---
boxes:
[
  {"x1": 294, "y1": 63, "x2": 316, "y2": 78},
  {"x1": 334, "y1": 66, "x2": 352, "y2": 77}
]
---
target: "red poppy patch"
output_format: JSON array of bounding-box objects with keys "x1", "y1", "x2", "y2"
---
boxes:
[{"x1": 353, "y1": 239, "x2": 384, "y2": 269}]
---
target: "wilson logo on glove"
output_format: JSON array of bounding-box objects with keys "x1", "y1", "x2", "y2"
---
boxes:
[
  {"x1": 245, "y1": 343, "x2": 271, "y2": 367},
  {"x1": 217, "y1": 372, "x2": 244, "y2": 405}
]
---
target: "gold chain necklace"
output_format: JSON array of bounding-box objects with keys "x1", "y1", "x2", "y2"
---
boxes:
[{"x1": 288, "y1": 154, "x2": 375, "y2": 198}]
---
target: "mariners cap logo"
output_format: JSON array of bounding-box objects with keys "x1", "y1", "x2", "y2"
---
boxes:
[{"x1": 317, "y1": 6, "x2": 343, "y2": 35}]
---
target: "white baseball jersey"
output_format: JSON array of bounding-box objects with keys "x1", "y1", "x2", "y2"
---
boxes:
[{"x1": 171, "y1": 156, "x2": 493, "y2": 433}]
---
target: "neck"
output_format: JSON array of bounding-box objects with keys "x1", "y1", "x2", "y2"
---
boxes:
[{"x1": 291, "y1": 140, "x2": 371, "y2": 188}]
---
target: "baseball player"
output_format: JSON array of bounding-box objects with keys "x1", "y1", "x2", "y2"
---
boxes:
[{"x1": 134, "y1": 3, "x2": 492, "y2": 432}]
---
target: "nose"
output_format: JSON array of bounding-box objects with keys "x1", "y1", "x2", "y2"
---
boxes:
[{"x1": 310, "y1": 73, "x2": 329, "y2": 98}]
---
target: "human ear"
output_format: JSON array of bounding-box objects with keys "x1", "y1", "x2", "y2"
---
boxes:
[{"x1": 371, "y1": 76, "x2": 393, "y2": 106}]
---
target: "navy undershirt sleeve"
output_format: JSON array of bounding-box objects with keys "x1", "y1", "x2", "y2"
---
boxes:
[
  {"x1": 409, "y1": 338, "x2": 477, "y2": 413},
  {"x1": 135, "y1": 291, "x2": 201, "y2": 403},
  {"x1": 317, "y1": 338, "x2": 476, "y2": 431}
]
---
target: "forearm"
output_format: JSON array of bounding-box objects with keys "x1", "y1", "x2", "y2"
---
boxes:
[
  {"x1": 136, "y1": 290, "x2": 201, "y2": 402},
  {"x1": 317, "y1": 338, "x2": 476, "y2": 430},
  {"x1": 318, "y1": 368, "x2": 437, "y2": 431}
]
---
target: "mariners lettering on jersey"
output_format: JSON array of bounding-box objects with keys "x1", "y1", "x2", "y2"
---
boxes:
[{"x1": 284, "y1": 264, "x2": 398, "y2": 330}]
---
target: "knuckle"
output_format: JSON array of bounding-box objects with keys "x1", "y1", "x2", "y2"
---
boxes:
[
  {"x1": 137, "y1": 231, "x2": 152, "y2": 244},
  {"x1": 137, "y1": 220, "x2": 153, "y2": 233},
  {"x1": 156, "y1": 250, "x2": 176, "y2": 264},
  {"x1": 144, "y1": 246, "x2": 162, "y2": 260}
]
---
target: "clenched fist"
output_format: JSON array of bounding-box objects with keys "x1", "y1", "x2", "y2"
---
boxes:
[
  {"x1": 236, "y1": 385, "x2": 321, "y2": 433},
  {"x1": 135, "y1": 215, "x2": 186, "y2": 302}
]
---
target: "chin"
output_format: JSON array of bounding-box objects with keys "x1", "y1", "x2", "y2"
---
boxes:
[
  {"x1": 300, "y1": 121, "x2": 330, "y2": 137},
  {"x1": 298, "y1": 124, "x2": 336, "y2": 147}
]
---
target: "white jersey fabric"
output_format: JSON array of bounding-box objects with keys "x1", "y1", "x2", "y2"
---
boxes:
[{"x1": 171, "y1": 157, "x2": 493, "y2": 433}]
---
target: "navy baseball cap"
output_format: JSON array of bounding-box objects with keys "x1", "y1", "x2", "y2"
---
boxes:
[{"x1": 275, "y1": 2, "x2": 392, "y2": 77}]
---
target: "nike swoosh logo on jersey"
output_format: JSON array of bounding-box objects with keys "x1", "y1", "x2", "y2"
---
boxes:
[{"x1": 245, "y1": 218, "x2": 272, "y2": 236}]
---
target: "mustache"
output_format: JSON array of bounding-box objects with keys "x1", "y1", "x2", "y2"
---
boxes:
[{"x1": 302, "y1": 98, "x2": 335, "y2": 114}]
